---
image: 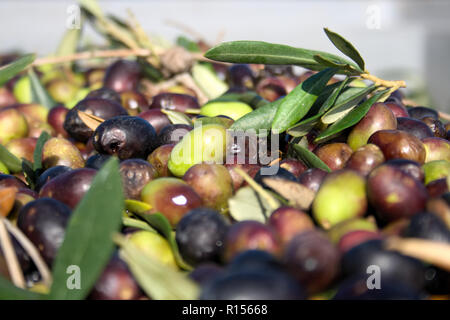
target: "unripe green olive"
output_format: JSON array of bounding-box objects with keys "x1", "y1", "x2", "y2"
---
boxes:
[
  {"x1": 168, "y1": 124, "x2": 229, "y2": 177},
  {"x1": 200, "y1": 101, "x2": 252, "y2": 121}
]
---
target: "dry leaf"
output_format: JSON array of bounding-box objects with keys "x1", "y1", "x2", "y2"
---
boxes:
[
  {"x1": 0, "y1": 187, "x2": 18, "y2": 217},
  {"x1": 262, "y1": 177, "x2": 315, "y2": 210},
  {"x1": 77, "y1": 110, "x2": 105, "y2": 131},
  {"x1": 386, "y1": 237, "x2": 450, "y2": 272}
]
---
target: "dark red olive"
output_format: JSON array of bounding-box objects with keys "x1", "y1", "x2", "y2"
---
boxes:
[
  {"x1": 103, "y1": 60, "x2": 141, "y2": 93},
  {"x1": 150, "y1": 92, "x2": 200, "y2": 113}
]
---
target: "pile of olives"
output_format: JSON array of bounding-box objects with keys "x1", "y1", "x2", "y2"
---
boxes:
[{"x1": 0, "y1": 40, "x2": 449, "y2": 301}]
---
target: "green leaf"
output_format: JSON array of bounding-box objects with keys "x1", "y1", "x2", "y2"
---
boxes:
[
  {"x1": 313, "y1": 55, "x2": 360, "y2": 75},
  {"x1": 21, "y1": 159, "x2": 35, "y2": 189},
  {"x1": 134, "y1": 212, "x2": 193, "y2": 271},
  {"x1": 176, "y1": 36, "x2": 201, "y2": 52},
  {"x1": 324, "y1": 28, "x2": 365, "y2": 71},
  {"x1": 205, "y1": 41, "x2": 362, "y2": 73},
  {"x1": 55, "y1": 28, "x2": 81, "y2": 68},
  {"x1": 321, "y1": 85, "x2": 376, "y2": 124},
  {"x1": 228, "y1": 186, "x2": 275, "y2": 223},
  {"x1": 0, "y1": 54, "x2": 35, "y2": 87},
  {"x1": 292, "y1": 144, "x2": 331, "y2": 172},
  {"x1": 137, "y1": 58, "x2": 164, "y2": 83},
  {"x1": 192, "y1": 63, "x2": 228, "y2": 99},
  {"x1": 229, "y1": 98, "x2": 283, "y2": 134},
  {"x1": 286, "y1": 114, "x2": 321, "y2": 137},
  {"x1": 161, "y1": 109, "x2": 193, "y2": 126},
  {"x1": 318, "y1": 77, "x2": 351, "y2": 114},
  {"x1": 210, "y1": 91, "x2": 269, "y2": 109},
  {"x1": 115, "y1": 234, "x2": 199, "y2": 300},
  {"x1": 28, "y1": 69, "x2": 56, "y2": 109},
  {"x1": 271, "y1": 68, "x2": 338, "y2": 133},
  {"x1": 49, "y1": 158, "x2": 124, "y2": 300},
  {"x1": 122, "y1": 217, "x2": 157, "y2": 233},
  {"x1": 0, "y1": 276, "x2": 45, "y2": 300},
  {"x1": 33, "y1": 131, "x2": 51, "y2": 172},
  {"x1": 0, "y1": 144, "x2": 22, "y2": 173},
  {"x1": 315, "y1": 89, "x2": 389, "y2": 143}
]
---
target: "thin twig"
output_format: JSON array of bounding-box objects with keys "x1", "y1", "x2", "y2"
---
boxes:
[
  {"x1": 360, "y1": 72, "x2": 406, "y2": 88},
  {"x1": 0, "y1": 218, "x2": 25, "y2": 288},
  {"x1": 32, "y1": 48, "x2": 221, "y2": 67},
  {"x1": 3, "y1": 219, "x2": 52, "y2": 287}
]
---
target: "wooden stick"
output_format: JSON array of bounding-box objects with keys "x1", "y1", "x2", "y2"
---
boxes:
[
  {"x1": 3, "y1": 219, "x2": 52, "y2": 287},
  {"x1": 0, "y1": 218, "x2": 25, "y2": 288}
]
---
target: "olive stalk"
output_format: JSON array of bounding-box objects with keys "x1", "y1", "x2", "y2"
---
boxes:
[{"x1": 0, "y1": 218, "x2": 25, "y2": 288}]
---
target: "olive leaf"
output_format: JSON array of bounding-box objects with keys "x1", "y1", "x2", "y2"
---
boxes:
[
  {"x1": 137, "y1": 58, "x2": 164, "y2": 83},
  {"x1": 286, "y1": 114, "x2": 321, "y2": 137},
  {"x1": 0, "y1": 275, "x2": 45, "y2": 300},
  {"x1": 77, "y1": 110, "x2": 104, "y2": 131},
  {"x1": 262, "y1": 178, "x2": 316, "y2": 210},
  {"x1": 21, "y1": 159, "x2": 36, "y2": 189},
  {"x1": 122, "y1": 217, "x2": 157, "y2": 233},
  {"x1": 0, "y1": 144, "x2": 22, "y2": 173},
  {"x1": 28, "y1": 69, "x2": 56, "y2": 109},
  {"x1": 176, "y1": 36, "x2": 201, "y2": 52},
  {"x1": 292, "y1": 144, "x2": 331, "y2": 172},
  {"x1": 321, "y1": 85, "x2": 376, "y2": 124},
  {"x1": 286, "y1": 78, "x2": 351, "y2": 137},
  {"x1": 324, "y1": 28, "x2": 365, "y2": 71},
  {"x1": 160, "y1": 109, "x2": 193, "y2": 126},
  {"x1": 192, "y1": 63, "x2": 228, "y2": 99},
  {"x1": 49, "y1": 158, "x2": 124, "y2": 300},
  {"x1": 132, "y1": 211, "x2": 193, "y2": 271},
  {"x1": 55, "y1": 27, "x2": 81, "y2": 68},
  {"x1": 32, "y1": 131, "x2": 51, "y2": 172},
  {"x1": 271, "y1": 68, "x2": 338, "y2": 133},
  {"x1": 313, "y1": 55, "x2": 360, "y2": 75},
  {"x1": 0, "y1": 53, "x2": 35, "y2": 87},
  {"x1": 204, "y1": 41, "x2": 362, "y2": 73},
  {"x1": 210, "y1": 91, "x2": 269, "y2": 109},
  {"x1": 228, "y1": 186, "x2": 273, "y2": 223},
  {"x1": 114, "y1": 234, "x2": 200, "y2": 300},
  {"x1": 229, "y1": 97, "x2": 284, "y2": 134},
  {"x1": 315, "y1": 89, "x2": 389, "y2": 143}
]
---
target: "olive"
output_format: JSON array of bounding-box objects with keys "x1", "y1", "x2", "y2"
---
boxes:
[
  {"x1": 17, "y1": 198, "x2": 71, "y2": 266},
  {"x1": 64, "y1": 98, "x2": 128, "y2": 143},
  {"x1": 93, "y1": 116, "x2": 157, "y2": 160},
  {"x1": 103, "y1": 59, "x2": 141, "y2": 93},
  {"x1": 119, "y1": 159, "x2": 158, "y2": 200},
  {"x1": 175, "y1": 208, "x2": 229, "y2": 266}
]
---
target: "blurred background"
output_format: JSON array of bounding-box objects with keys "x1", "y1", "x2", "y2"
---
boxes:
[{"x1": 1, "y1": 0, "x2": 449, "y2": 112}]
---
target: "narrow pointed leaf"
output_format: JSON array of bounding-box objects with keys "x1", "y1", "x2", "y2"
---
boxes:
[
  {"x1": 28, "y1": 69, "x2": 56, "y2": 109},
  {"x1": 192, "y1": 63, "x2": 228, "y2": 99},
  {"x1": 313, "y1": 55, "x2": 360, "y2": 75},
  {"x1": 272, "y1": 68, "x2": 337, "y2": 133},
  {"x1": 161, "y1": 109, "x2": 193, "y2": 126},
  {"x1": 115, "y1": 234, "x2": 199, "y2": 300},
  {"x1": 315, "y1": 89, "x2": 389, "y2": 142},
  {"x1": 230, "y1": 97, "x2": 283, "y2": 134},
  {"x1": 228, "y1": 186, "x2": 273, "y2": 223},
  {"x1": 318, "y1": 77, "x2": 351, "y2": 114},
  {"x1": 33, "y1": 131, "x2": 51, "y2": 171},
  {"x1": 0, "y1": 144, "x2": 22, "y2": 173},
  {"x1": 205, "y1": 41, "x2": 361, "y2": 73},
  {"x1": 0, "y1": 276, "x2": 45, "y2": 300},
  {"x1": 292, "y1": 144, "x2": 331, "y2": 172},
  {"x1": 321, "y1": 85, "x2": 376, "y2": 124},
  {"x1": 324, "y1": 28, "x2": 365, "y2": 71},
  {"x1": 0, "y1": 54, "x2": 35, "y2": 87},
  {"x1": 287, "y1": 114, "x2": 321, "y2": 137},
  {"x1": 49, "y1": 158, "x2": 124, "y2": 300},
  {"x1": 134, "y1": 212, "x2": 193, "y2": 271}
]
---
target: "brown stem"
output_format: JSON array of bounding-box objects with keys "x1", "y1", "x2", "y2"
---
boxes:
[
  {"x1": 360, "y1": 73, "x2": 406, "y2": 88},
  {"x1": 32, "y1": 48, "x2": 221, "y2": 67},
  {"x1": 0, "y1": 218, "x2": 25, "y2": 288},
  {"x1": 3, "y1": 219, "x2": 52, "y2": 287}
]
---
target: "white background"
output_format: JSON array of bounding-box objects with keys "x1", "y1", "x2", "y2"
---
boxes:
[{"x1": 0, "y1": 0, "x2": 449, "y2": 112}]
